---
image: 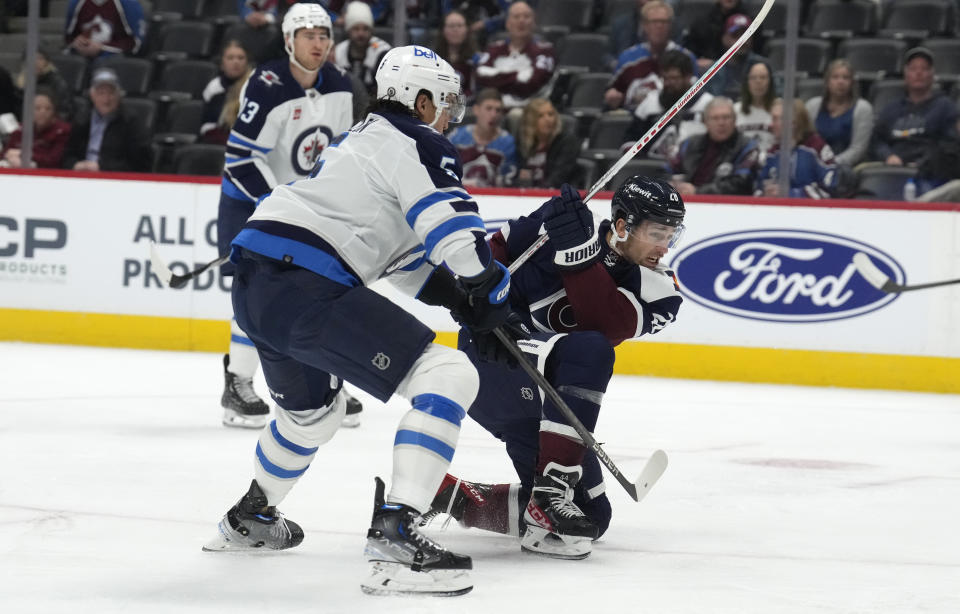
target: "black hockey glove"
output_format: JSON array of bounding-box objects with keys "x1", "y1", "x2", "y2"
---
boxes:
[
  {"x1": 473, "y1": 312, "x2": 531, "y2": 368},
  {"x1": 542, "y1": 183, "x2": 602, "y2": 273}
]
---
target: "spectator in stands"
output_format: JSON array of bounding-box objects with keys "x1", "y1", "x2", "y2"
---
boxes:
[
  {"x1": 701, "y1": 13, "x2": 766, "y2": 101},
  {"x1": 624, "y1": 49, "x2": 713, "y2": 159},
  {"x1": 333, "y1": 1, "x2": 392, "y2": 95},
  {"x1": 735, "y1": 59, "x2": 775, "y2": 153},
  {"x1": 604, "y1": 0, "x2": 697, "y2": 112},
  {"x1": 200, "y1": 39, "x2": 254, "y2": 145},
  {"x1": 61, "y1": 67, "x2": 151, "y2": 172},
  {"x1": 918, "y1": 117, "x2": 960, "y2": 202},
  {"x1": 756, "y1": 98, "x2": 839, "y2": 199},
  {"x1": 609, "y1": 0, "x2": 650, "y2": 63},
  {"x1": 328, "y1": 0, "x2": 390, "y2": 26},
  {"x1": 15, "y1": 44, "x2": 74, "y2": 121},
  {"x1": 513, "y1": 97, "x2": 581, "y2": 189},
  {"x1": 668, "y1": 96, "x2": 760, "y2": 196},
  {"x1": 457, "y1": 0, "x2": 511, "y2": 46},
  {"x1": 684, "y1": 0, "x2": 745, "y2": 75},
  {"x1": 0, "y1": 65, "x2": 22, "y2": 133},
  {"x1": 65, "y1": 0, "x2": 145, "y2": 59},
  {"x1": 448, "y1": 88, "x2": 518, "y2": 187},
  {"x1": 434, "y1": 10, "x2": 480, "y2": 99},
  {"x1": 475, "y1": 1, "x2": 555, "y2": 111},
  {"x1": 870, "y1": 47, "x2": 958, "y2": 169},
  {"x1": 0, "y1": 89, "x2": 71, "y2": 169},
  {"x1": 239, "y1": 0, "x2": 278, "y2": 28},
  {"x1": 805, "y1": 58, "x2": 874, "y2": 168}
]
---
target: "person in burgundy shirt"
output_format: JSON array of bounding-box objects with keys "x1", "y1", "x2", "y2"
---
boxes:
[
  {"x1": 65, "y1": 0, "x2": 145, "y2": 59},
  {"x1": 475, "y1": 1, "x2": 555, "y2": 110},
  {"x1": 0, "y1": 89, "x2": 72, "y2": 169}
]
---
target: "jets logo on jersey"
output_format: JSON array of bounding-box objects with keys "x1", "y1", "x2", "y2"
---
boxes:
[
  {"x1": 259, "y1": 70, "x2": 283, "y2": 87},
  {"x1": 291, "y1": 126, "x2": 335, "y2": 175}
]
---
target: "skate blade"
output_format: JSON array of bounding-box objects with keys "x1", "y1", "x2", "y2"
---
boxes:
[
  {"x1": 361, "y1": 561, "x2": 472, "y2": 597},
  {"x1": 222, "y1": 408, "x2": 267, "y2": 429},
  {"x1": 520, "y1": 526, "x2": 592, "y2": 560}
]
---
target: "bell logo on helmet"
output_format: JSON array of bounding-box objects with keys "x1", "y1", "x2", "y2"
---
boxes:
[{"x1": 413, "y1": 47, "x2": 437, "y2": 59}]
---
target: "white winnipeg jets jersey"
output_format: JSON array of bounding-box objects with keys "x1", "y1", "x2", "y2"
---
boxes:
[
  {"x1": 222, "y1": 59, "x2": 354, "y2": 202},
  {"x1": 232, "y1": 111, "x2": 491, "y2": 292}
]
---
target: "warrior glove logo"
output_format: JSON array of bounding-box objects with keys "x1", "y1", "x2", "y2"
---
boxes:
[{"x1": 670, "y1": 230, "x2": 905, "y2": 323}]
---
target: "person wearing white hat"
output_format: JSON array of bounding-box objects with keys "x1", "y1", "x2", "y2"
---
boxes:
[{"x1": 333, "y1": 1, "x2": 392, "y2": 95}]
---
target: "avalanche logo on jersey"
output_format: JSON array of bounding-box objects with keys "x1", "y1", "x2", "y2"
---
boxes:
[
  {"x1": 291, "y1": 126, "x2": 334, "y2": 175},
  {"x1": 80, "y1": 16, "x2": 113, "y2": 44},
  {"x1": 529, "y1": 290, "x2": 578, "y2": 334},
  {"x1": 670, "y1": 229, "x2": 905, "y2": 323},
  {"x1": 259, "y1": 70, "x2": 283, "y2": 87}
]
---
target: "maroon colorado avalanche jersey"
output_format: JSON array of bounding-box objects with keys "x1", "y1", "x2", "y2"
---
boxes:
[
  {"x1": 490, "y1": 201, "x2": 682, "y2": 346},
  {"x1": 475, "y1": 38, "x2": 556, "y2": 107}
]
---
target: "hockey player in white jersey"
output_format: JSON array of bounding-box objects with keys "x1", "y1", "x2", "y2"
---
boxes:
[
  {"x1": 217, "y1": 3, "x2": 364, "y2": 429},
  {"x1": 203, "y1": 45, "x2": 526, "y2": 597}
]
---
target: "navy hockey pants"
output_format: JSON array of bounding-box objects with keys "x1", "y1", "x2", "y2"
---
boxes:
[{"x1": 231, "y1": 249, "x2": 436, "y2": 408}]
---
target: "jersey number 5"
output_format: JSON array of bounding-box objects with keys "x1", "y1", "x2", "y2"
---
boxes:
[{"x1": 239, "y1": 100, "x2": 260, "y2": 124}]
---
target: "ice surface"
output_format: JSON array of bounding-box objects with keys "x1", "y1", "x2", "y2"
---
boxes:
[{"x1": 1, "y1": 342, "x2": 958, "y2": 613}]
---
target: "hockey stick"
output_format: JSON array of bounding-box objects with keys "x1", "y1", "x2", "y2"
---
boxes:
[
  {"x1": 493, "y1": 327, "x2": 668, "y2": 503},
  {"x1": 150, "y1": 241, "x2": 229, "y2": 289},
  {"x1": 852, "y1": 252, "x2": 960, "y2": 294},
  {"x1": 506, "y1": 0, "x2": 778, "y2": 275}
]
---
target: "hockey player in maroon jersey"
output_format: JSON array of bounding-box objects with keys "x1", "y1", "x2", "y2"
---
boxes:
[{"x1": 422, "y1": 177, "x2": 686, "y2": 559}]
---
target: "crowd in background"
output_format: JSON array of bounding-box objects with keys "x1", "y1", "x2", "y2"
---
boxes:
[{"x1": 1, "y1": 0, "x2": 959, "y2": 201}]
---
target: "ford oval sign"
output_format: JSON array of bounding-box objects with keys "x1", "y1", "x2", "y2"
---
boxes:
[{"x1": 669, "y1": 230, "x2": 905, "y2": 322}]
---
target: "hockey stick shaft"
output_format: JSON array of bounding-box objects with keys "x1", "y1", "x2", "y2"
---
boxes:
[
  {"x1": 150, "y1": 241, "x2": 229, "y2": 289},
  {"x1": 852, "y1": 252, "x2": 960, "y2": 293},
  {"x1": 506, "y1": 0, "x2": 778, "y2": 275},
  {"x1": 493, "y1": 327, "x2": 667, "y2": 502}
]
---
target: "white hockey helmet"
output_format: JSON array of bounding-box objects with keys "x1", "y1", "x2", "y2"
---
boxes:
[
  {"x1": 375, "y1": 45, "x2": 466, "y2": 125},
  {"x1": 282, "y1": 3, "x2": 333, "y2": 70}
]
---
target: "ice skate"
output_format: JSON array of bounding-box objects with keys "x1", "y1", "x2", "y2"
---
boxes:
[
  {"x1": 221, "y1": 354, "x2": 269, "y2": 428},
  {"x1": 361, "y1": 477, "x2": 472, "y2": 596},
  {"x1": 202, "y1": 479, "x2": 304, "y2": 552},
  {"x1": 340, "y1": 389, "x2": 363, "y2": 428},
  {"x1": 420, "y1": 473, "x2": 494, "y2": 527},
  {"x1": 520, "y1": 462, "x2": 599, "y2": 560}
]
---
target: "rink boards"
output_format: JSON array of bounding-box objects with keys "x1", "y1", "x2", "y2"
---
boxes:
[{"x1": 1, "y1": 169, "x2": 958, "y2": 393}]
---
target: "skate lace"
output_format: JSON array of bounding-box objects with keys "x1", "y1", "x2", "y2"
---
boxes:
[
  {"x1": 267, "y1": 513, "x2": 293, "y2": 542},
  {"x1": 403, "y1": 516, "x2": 446, "y2": 554},
  {"x1": 418, "y1": 477, "x2": 461, "y2": 530},
  {"x1": 547, "y1": 486, "x2": 583, "y2": 519},
  {"x1": 234, "y1": 376, "x2": 262, "y2": 404}
]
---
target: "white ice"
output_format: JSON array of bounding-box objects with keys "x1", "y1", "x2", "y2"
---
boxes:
[{"x1": 2, "y1": 342, "x2": 958, "y2": 613}]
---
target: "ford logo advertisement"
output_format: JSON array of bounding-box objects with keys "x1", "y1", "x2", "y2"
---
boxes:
[{"x1": 670, "y1": 230, "x2": 905, "y2": 323}]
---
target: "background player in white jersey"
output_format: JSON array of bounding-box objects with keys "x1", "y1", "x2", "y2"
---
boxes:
[
  {"x1": 421, "y1": 177, "x2": 686, "y2": 559},
  {"x1": 217, "y1": 3, "x2": 359, "y2": 429},
  {"x1": 203, "y1": 45, "x2": 526, "y2": 597}
]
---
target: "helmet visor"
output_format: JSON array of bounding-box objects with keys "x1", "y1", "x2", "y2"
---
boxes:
[
  {"x1": 441, "y1": 91, "x2": 466, "y2": 124},
  {"x1": 629, "y1": 220, "x2": 686, "y2": 248}
]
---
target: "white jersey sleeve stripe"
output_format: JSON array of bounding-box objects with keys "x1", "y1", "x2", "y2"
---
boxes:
[
  {"x1": 228, "y1": 133, "x2": 273, "y2": 154},
  {"x1": 404, "y1": 189, "x2": 472, "y2": 227},
  {"x1": 422, "y1": 215, "x2": 485, "y2": 261},
  {"x1": 616, "y1": 286, "x2": 645, "y2": 338}
]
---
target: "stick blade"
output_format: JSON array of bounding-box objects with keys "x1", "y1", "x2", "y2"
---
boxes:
[
  {"x1": 149, "y1": 241, "x2": 174, "y2": 286},
  {"x1": 631, "y1": 449, "x2": 669, "y2": 503},
  {"x1": 852, "y1": 252, "x2": 890, "y2": 291}
]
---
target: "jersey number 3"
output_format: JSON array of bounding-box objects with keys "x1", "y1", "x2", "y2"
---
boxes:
[{"x1": 239, "y1": 100, "x2": 260, "y2": 124}]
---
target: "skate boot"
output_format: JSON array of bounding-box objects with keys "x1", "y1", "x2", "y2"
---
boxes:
[
  {"x1": 420, "y1": 473, "x2": 494, "y2": 527},
  {"x1": 340, "y1": 389, "x2": 363, "y2": 428},
  {"x1": 521, "y1": 462, "x2": 599, "y2": 560},
  {"x1": 221, "y1": 354, "x2": 269, "y2": 428},
  {"x1": 361, "y1": 477, "x2": 473, "y2": 596},
  {"x1": 202, "y1": 479, "x2": 304, "y2": 552}
]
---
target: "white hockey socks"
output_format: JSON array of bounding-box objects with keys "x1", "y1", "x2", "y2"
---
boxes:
[
  {"x1": 227, "y1": 320, "x2": 260, "y2": 379},
  {"x1": 253, "y1": 396, "x2": 346, "y2": 506},
  {"x1": 389, "y1": 394, "x2": 466, "y2": 512}
]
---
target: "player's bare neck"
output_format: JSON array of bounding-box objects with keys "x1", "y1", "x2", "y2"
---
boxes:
[{"x1": 290, "y1": 61, "x2": 319, "y2": 90}]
